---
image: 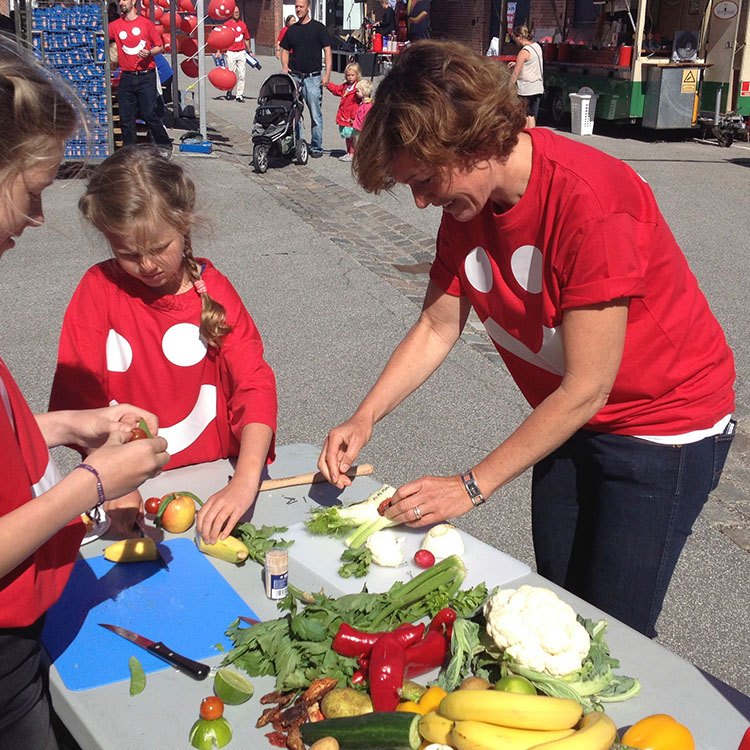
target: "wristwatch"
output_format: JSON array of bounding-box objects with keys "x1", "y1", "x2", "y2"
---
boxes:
[{"x1": 460, "y1": 470, "x2": 486, "y2": 507}]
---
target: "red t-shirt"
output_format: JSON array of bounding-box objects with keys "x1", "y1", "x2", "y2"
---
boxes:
[
  {"x1": 49, "y1": 259, "x2": 277, "y2": 468},
  {"x1": 0, "y1": 359, "x2": 84, "y2": 628},
  {"x1": 277, "y1": 26, "x2": 289, "y2": 45},
  {"x1": 429, "y1": 128, "x2": 735, "y2": 436},
  {"x1": 109, "y1": 16, "x2": 162, "y2": 71},
  {"x1": 227, "y1": 19, "x2": 250, "y2": 52}
]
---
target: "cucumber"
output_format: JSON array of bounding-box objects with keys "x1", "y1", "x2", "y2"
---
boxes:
[{"x1": 300, "y1": 711, "x2": 421, "y2": 749}]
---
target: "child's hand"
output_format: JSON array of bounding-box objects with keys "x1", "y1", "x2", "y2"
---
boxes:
[
  {"x1": 196, "y1": 483, "x2": 257, "y2": 545},
  {"x1": 104, "y1": 490, "x2": 144, "y2": 538}
]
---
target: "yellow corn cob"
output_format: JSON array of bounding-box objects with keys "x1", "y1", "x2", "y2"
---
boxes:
[
  {"x1": 103, "y1": 538, "x2": 158, "y2": 563},
  {"x1": 450, "y1": 719, "x2": 576, "y2": 750},
  {"x1": 195, "y1": 534, "x2": 249, "y2": 564},
  {"x1": 438, "y1": 689, "x2": 583, "y2": 731}
]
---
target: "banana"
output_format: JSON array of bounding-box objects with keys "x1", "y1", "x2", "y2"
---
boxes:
[
  {"x1": 438, "y1": 689, "x2": 582, "y2": 731},
  {"x1": 103, "y1": 538, "x2": 158, "y2": 563},
  {"x1": 530, "y1": 711, "x2": 617, "y2": 750},
  {"x1": 450, "y1": 720, "x2": 576, "y2": 750},
  {"x1": 195, "y1": 534, "x2": 249, "y2": 564},
  {"x1": 419, "y1": 710, "x2": 455, "y2": 744}
]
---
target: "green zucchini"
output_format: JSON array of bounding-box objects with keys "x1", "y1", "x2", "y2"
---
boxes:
[{"x1": 300, "y1": 711, "x2": 421, "y2": 749}]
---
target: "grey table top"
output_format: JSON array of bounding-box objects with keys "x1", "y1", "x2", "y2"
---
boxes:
[{"x1": 47, "y1": 444, "x2": 749, "y2": 749}]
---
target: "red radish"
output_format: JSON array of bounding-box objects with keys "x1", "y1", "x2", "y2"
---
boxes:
[{"x1": 413, "y1": 549, "x2": 436, "y2": 569}]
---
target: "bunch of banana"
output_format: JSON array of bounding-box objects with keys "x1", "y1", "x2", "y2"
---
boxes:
[
  {"x1": 419, "y1": 689, "x2": 617, "y2": 750},
  {"x1": 103, "y1": 538, "x2": 158, "y2": 563},
  {"x1": 195, "y1": 533, "x2": 249, "y2": 564}
]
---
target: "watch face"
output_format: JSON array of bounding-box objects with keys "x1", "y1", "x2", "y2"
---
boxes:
[{"x1": 713, "y1": 0, "x2": 738, "y2": 18}]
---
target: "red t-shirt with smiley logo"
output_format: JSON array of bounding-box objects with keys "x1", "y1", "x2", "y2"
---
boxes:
[
  {"x1": 49, "y1": 259, "x2": 277, "y2": 468},
  {"x1": 109, "y1": 16, "x2": 162, "y2": 71},
  {"x1": 429, "y1": 128, "x2": 735, "y2": 436}
]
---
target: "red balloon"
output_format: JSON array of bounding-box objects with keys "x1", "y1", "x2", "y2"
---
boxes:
[
  {"x1": 179, "y1": 0, "x2": 195, "y2": 11},
  {"x1": 155, "y1": 0, "x2": 170, "y2": 8},
  {"x1": 153, "y1": 21, "x2": 164, "y2": 35},
  {"x1": 180, "y1": 13, "x2": 197, "y2": 34},
  {"x1": 152, "y1": 6, "x2": 164, "y2": 21},
  {"x1": 160, "y1": 12, "x2": 171, "y2": 30},
  {"x1": 180, "y1": 36, "x2": 198, "y2": 56},
  {"x1": 207, "y1": 24, "x2": 234, "y2": 51},
  {"x1": 208, "y1": 66, "x2": 236, "y2": 91},
  {"x1": 180, "y1": 57, "x2": 199, "y2": 77},
  {"x1": 162, "y1": 32, "x2": 172, "y2": 52},
  {"x1": 207, "y1": 0, "x2": 235, "y2": 21}
]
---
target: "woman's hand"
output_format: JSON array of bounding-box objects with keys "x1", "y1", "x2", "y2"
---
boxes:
[
  {"x1": 318, "y1": 415, "x2": 374, "y2": 488},
  {"x1": 196, "y1": 483, "x2": 256, "y2": 545},
  {"x1": 383, "y1": 475, "x2": 474, "y2": 526}
]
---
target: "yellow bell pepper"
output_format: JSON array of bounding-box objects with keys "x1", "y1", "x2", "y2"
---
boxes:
[
  {"x1": 621, "y1": 714, "x2": 695, "y2": 750},
  {"x1": 417, "y1": 686, "x2": 448, "y2": 714}
]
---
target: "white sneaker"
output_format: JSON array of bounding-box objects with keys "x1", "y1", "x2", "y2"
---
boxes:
[{"x1": 338, "y1": 153, "x2": 353, "y2": 162}]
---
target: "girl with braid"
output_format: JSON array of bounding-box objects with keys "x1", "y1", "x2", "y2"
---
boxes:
[{"x1": 49, "y1": 145, "x2": 277, "y2": 544}]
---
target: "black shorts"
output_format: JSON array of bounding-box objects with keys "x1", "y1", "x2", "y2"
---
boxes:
[{"x1": 520, "y1": 93, "x2": 542, "y2": 119}]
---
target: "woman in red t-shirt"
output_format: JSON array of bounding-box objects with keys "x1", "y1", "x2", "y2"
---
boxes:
[
  {"x1": 0, "y1": 38, "x2": 168, "y2": 747},
  {"x1": 276, "y1": 15, "x2": 296, "y2": 58}
]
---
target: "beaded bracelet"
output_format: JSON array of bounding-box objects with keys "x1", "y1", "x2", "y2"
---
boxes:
[
  {"x1": 76, "y1": 463, "x2": 106, "y2": 509},
  {"x1": 460, "y1": 469, "x2": 486, "y2": 508}
]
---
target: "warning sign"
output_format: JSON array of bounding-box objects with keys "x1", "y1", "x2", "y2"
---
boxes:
[{"x1": 681, "y1": 69, "x2": 698, "y2": 93}]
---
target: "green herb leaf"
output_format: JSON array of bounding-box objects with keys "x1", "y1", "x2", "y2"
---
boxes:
[
  {"x1": 128, "y1": 655, "x2": 146, "y2": 696},
  {"x1": 234, "y1": 522, "x2": 293, "y2": 564},
  {"x1": 338, "y1": 547, "x2": 372, "y2": 578}
]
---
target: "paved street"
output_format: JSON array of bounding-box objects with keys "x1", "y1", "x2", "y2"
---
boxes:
[{"x1": 4, "y1": 53, "x2": 748, "y2": 701}]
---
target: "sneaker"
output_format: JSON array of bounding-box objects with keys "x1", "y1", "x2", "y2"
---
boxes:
[
  {"x1": 225, "y1": 92, "x2": 233, "y2": 100},
  {"x1": 236, "y1": 96, "x2": 244, "y2": 103},
  {"x1": 310, "y1": 150, "x2": 323, "y2": 158},
  {"x1": 338, "y1": 153, "x2": 353, "y2": 162},
  {"x1": 158, "y1": 147, "x2": 173, "y2": 161}
]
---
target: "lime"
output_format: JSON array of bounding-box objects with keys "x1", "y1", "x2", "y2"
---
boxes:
[
  {"x1": 494, "y1": 675, "x2": 537, "y2": 695},
  {"x1": 213, "y1": 667, "x2": 254, "y2": 705}
]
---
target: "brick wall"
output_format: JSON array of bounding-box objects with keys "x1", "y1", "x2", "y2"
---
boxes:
[
  {"x1": 431, "y1": 0, "x2": 489, "y2": 53},
  {"x1": 242, "y1": 0, "x2": 282, "y2": 51}
]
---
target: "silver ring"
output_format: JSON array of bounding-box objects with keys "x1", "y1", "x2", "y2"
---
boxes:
[{"x1": 413, "y1": 505, "x2": 422, "y2": 521}]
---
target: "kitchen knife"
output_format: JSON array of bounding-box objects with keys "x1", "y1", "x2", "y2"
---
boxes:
[{"x1": 99, "y1": 623, "x2": 210, "y2": 680}]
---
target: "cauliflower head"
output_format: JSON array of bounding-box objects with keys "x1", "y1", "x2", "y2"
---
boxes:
[{"x1": 483, "y1": 585, "x2": 591, "y2": 676}]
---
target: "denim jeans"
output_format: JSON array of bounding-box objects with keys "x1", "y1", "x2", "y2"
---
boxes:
[
  {"x1": 292, "y1": 74, "x2": 323, "y2": 153},
  {"x1": 0, "y1": 617, "x2": 58, "y2": 750},
  {"x1": 117, "y1": 70, "x2": 171, "y2": 147},
  {"x1": 531, "y1": 425, "x2": 735, "y2": 637}
]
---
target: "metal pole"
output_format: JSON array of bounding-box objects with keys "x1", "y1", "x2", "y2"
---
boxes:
[
  {"x1": 196, "y1": 0, "x2": 207, "y2": 141},
  {"x1": 170, "y1": 2, "x2": 179, "y2": 119}
]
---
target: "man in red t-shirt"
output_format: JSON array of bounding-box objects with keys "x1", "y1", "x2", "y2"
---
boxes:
[
  {"x1": 109, "y1": 0, "x2": 171, "y2": 151},
  {"x1": 224, "y1": 6, "x2": 251, "y2": 102}
]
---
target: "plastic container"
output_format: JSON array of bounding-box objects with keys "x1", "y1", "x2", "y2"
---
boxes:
[
  {"x1": 264, "y1": 547, "x2": 289, "y2": 600},
  {"x1": 372, "y1": 32, "x2": 383, "y2": 52},
  {"x1": 617, "y1": 44, "x2": 633, "y2": 67},
  {"x1": 569, "y1": 92, "x2": 598, "y2": 135}
]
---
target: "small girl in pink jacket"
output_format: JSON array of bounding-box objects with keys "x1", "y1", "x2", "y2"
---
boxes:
[
  {"x1": 352, "y1": 78, "x2": 374, "y2": 146},
  {"x1": 326, "y1": 62, "x2": 361, "y2": 162}
]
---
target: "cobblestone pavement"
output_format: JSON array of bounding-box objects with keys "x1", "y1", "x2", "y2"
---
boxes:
[{"x1": 207, "y1": 112, "x2": 750, "y2": 556}]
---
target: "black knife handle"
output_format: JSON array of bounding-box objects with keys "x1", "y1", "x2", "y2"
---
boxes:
[{"x1": 148, "y1": 642, "x2": 210, "y2": 680}]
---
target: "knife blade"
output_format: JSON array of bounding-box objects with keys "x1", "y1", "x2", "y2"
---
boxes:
[{"x1": 99, "y1": 623, "x2": 210, "y2": 680}]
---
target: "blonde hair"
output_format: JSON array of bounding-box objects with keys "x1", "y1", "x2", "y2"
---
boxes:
[
  {"x1": 354, "y1": 40, "x2": 526, "y2": 193},
  {"x1": 0, "y1": 37, "x2": 80, "y2": 190},
  {"x1": 513, "y1": 25, "x2": 534, "y2": 41},
  {"x1": 344, "y1": 62, "x2": 362, "y2": 80},
  {"x1": 356, "y1": 78, "x2": 373, "y2": 99},
  {"x1": 79, "y1": 146, "x2": 231, "y2": 348}
]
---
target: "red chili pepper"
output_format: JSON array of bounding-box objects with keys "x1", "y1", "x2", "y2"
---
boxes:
[
  {"x1": 738, "y1": 727, "x2": 750, "y2": 750},
  {"x1": 428, "y1": 607, "x2": 457, "y2": 633},
  {"x1": 368, "y1": 631, "x2": 407, "y2": 712},
  {"x1": 350, "y1": 669, "x2": 367, "y2": 686},
  {"x1": 403, "y1": 629, "x2": 450, "y2": 679},
  {"x1": 357, "y1": 654, "x2": 370, "y2": 670},
  {"x1": 332, "y1": 622, "x2": 425, "y2": 658}
]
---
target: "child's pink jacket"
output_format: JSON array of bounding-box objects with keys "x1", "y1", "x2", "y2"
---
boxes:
[
  {"x1": 353, "y1": 100, "x2": 374, "y2": 132},
  {"x1": 326, "y1": 81, "x2": 360, "y2": 126}
]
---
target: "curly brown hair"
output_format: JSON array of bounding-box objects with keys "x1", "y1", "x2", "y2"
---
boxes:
[
  {"x1": 353, "y1": 40, "x2": 526, "y2": 193},
  {"x1": 79, "y1": 145, "x2": 231, "y2": 348}
]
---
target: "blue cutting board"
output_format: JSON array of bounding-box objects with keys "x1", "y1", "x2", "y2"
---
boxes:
[{"x1": 42, "y1": 538, "x2": 258, "y2": 691}]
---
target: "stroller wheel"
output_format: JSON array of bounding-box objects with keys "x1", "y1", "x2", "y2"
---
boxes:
[
  {"x1": 253, "y1": 144, "x2": 270, "y2": 174},
  {"x1": 295, "y1": 138, "x2": 308, "y2": 165}
]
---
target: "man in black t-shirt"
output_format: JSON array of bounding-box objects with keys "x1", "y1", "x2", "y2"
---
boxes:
[{"x1": 280, "y1": 0, "x2": 332, "y2": 157}]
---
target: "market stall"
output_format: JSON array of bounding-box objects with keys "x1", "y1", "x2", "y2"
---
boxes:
[{"x1": 43, "y1": 444, "x2": 749, "y2": 750}]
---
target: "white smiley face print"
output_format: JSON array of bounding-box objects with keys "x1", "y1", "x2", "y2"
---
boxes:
[
  {"x1": 106, "y1": 323, "x2": 217, "y2": 456},
  {"x1": 119, "y1": 26, "x2": 146, "y2": 56},
  {"x1": 464, "y1": 245, "x2": 564, "y2": 376}
]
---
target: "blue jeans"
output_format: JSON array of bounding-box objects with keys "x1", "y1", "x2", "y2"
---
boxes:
[
  {"x1": 117, "y1": 70, "x2": 171, "y2": 147},
  {"x1": 292, "y1": 74, "x2": 323, "y2": 153},
  {"x1": 531, "y1": 426, "x2": 735, "y2": 637}
]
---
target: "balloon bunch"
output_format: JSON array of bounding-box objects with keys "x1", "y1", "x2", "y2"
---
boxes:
[{"x1": 140, "y1": 0, "x2": 238, "y2": 90}]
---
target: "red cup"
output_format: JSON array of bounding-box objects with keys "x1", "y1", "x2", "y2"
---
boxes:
[{"x1": 372, "y1": 32, "x2": 382, "y2": 52}]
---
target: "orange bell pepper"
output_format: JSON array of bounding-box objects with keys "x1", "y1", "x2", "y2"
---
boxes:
[{"x1": 621, "y1": 714, "x2": 695, "y2": 750}]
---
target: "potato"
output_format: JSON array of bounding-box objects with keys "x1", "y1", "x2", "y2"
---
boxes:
[
  {"x1": 310, "y1": 738, "x2": 339, "y2": 750},
  {"x1": 460, "y1": 676, "x2": 491, "y2": 690},
  {"x1": 320, "y1": 687, "x2": 373, "y2": 718}
]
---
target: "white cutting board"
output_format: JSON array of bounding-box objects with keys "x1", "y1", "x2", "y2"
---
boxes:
[{"x1": 284, "y1": 521, "x2": 530, "y2": 595}]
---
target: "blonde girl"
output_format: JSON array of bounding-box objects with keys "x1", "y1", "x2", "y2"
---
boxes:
[
  {"x1": 50, "y1": 145, "x2": 277, "y2": 545},
  {"x1": 0, "y1": 38, "x2": 168, "y2": 748},
  {"x1": 352, "y1": 78, "x2": 374, "y2": 147},
  {"x1": 326, "y1": 62, "x2": 362, "y2": 161}
]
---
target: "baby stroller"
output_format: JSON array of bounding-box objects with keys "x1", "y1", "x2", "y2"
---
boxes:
[{"x1": 251, "y1": 73, "x2": 308, "y2": 173}]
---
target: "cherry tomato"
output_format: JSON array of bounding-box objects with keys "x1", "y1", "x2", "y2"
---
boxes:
[
  {"x1": 144, "y1": 497, "x2": 161, "y2": 515},
  {"x1": 130, "y1": 427, "x2": 148, "y2": 441},
  {"x1": 377, "y1": 497, "x2": 393, "y2": 517},
  {"x1": 199, "y1": 696, "x2": 224, "y2": 721},
  {"x1": 413, "y1": 549, "x2": 436, "y2": 569}
]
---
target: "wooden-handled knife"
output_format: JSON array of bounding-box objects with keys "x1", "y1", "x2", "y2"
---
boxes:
[{"x1": 257, "y1": 463, "x2": 374, "y2": 492}]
